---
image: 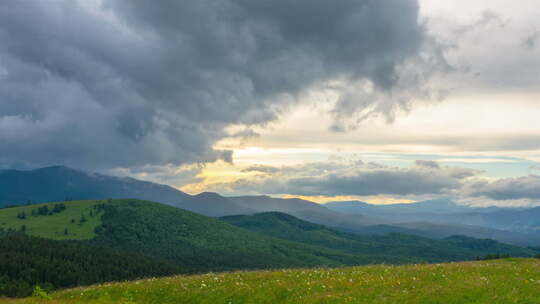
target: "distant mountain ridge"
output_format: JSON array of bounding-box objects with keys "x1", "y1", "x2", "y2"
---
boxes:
[
  {"x1": 178, "y1": 192, "x2": 255, "y2": 217},
  {"x1": 2, "y1": 166, "x2": 540, "y2": 246},
  {"x1": 220, "y1": 212, "x2": 537, "y2": 262},
  {"x1": 324, "y1": 199, "x2": 516, "y2": 215},
  {"x1": 229, "y1": 195, "x2": 382, "y2": 228},
  {"x1": 0, "y1": 166, "x2": 380, "y2": 223},
  {"x1": 0, "y1": 166, "x2": 250, "y2": 216},
  {"x1": 324, "y1": 199, "x2": 540, "y2": 243},
  {"x1": 0, "y1": 166, "x2": 189, "y2": 206}
]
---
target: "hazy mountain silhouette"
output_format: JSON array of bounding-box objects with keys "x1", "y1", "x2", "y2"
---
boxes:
[
  {"x1": 0, "y1": 166, "x2": 249, "y2": 216},
  {"x1": 0, "y1": 166, "x2": 186, "y2": 205}
]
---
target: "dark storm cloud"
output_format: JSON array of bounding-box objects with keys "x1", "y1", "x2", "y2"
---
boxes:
[
  {"x1": 207, "y1": 161, "x2": 476, "y2": 197},
  {"x1": 0, "y1": 0, "x2": 429, "y2": 171}
]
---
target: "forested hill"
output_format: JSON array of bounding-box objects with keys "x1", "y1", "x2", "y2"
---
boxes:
[
  {"x1": 1, "y1": 199, "x2": 538, "y2": 298},
  {"x1": 221, "y1": 212, "x2": 538, "y2": 262},
  {"x1": 0, "y1": 199, "x2": 412, "y2": 273},
  {"x1": 0, "y1": 199, "x2": 386, "y2": 298},
  {"x1": 88, "y1": 199, "x2": 390, "y2": 271}
]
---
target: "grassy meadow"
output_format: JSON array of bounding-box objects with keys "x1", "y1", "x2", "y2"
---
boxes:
[
  {"x1": 0, "y1": 201, "x2": 103, "y2": 240},
  {"x1": 1, "y1": 258, "x2": 539, "y2": 304}
]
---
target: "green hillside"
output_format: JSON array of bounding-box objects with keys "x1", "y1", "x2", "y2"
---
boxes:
[
  {"x1": 0, "y1": 200, "x2": 408, "y2": 275},
  {"x1": 221, "y1": 212, "x2": 538, "y2": 261},
  {"x1": 0, "y1": 201, "x2": 103, "y2": 240},
  {"x1": 87, "y1": 199, "x2": 405, "y2": 271},
  {"x1": 2, "y1": 199, "x2": 538, "y2": 300},
  {"x1": 2, "y1": 258, "x2": 539, "y2": 304}
]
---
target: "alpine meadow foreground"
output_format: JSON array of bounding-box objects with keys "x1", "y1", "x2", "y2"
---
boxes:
[{"x1": 1, "y1": 258, "x2": 539, "y2": 304}]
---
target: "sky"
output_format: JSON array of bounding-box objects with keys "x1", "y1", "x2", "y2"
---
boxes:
[{"x1": 0, "y1": 0, "x2": 539, "y2": 206}]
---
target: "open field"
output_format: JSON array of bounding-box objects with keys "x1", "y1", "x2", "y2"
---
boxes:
[
  {"x1": 1, "y1": 258, "x2": 539, "y2": 304},
  {"x1": 0, "y1": 201, "x2": 102, "y2": 240}
]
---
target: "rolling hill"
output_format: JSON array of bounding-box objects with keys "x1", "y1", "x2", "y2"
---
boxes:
[
  {"x1": 0, "y1": 199, "x2": 373, "y2": 273},
  {"x1": 221, "y1": 212, "x2": 537, "y2": 262},
  {"x1": 392, "y1": 221, "x2": 540, "y2": 247},
  {"x1": 230, "y1": 195, "x2": 382, "y2": 228},
  {"x1": 1, "y1": 199, "x2": 538, "y2": 299},
  {"x1": 0, "y1": 201, "x2": 104, "y2": 240},
  {"x1": 2, "y1": 166, "x2": 540, "y2": 247},
  {"x1": 324, "y1": 199, "x2": 540, "y2": 246},
  {"x1": 3, "y1": 258, "x2": 539, "y2": 304},
  {"x1": 1, "y1": 200, "x2": 445, "y2": 274},
  {"x1": 0, "y1": 199, "x2": 405, "y2": 298},
  {"x1": 88, "y1": 199, "x2": 380, "y2": 271},
  {"x1": 3, "y1": 200, "x2": 533, "y2": 269},
  {"x1": 229, "y1": 196, "x2": 540, "y2": 246}
]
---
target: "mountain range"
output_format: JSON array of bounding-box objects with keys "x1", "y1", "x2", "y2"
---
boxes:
[
  {"x1": 325, "y1": 200, "x2": 540, "y2": 242},
  {"x1": 1, "y1": 166, "x2": 540, "y2": 246},
  {"x1": 2, "y1": 198, "x2": 537, "y2": 297}
]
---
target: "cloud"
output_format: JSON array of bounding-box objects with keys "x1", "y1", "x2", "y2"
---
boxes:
[
  {"x1": 206, "y1": 160, "x2": 478, "y2": 197},
  {"x1": 464, "y1": 175, "x2": 540, "y2": 200},
  {"x1": 0, "y1": 0, "x2": 438, "y2": 172},
  {"x1": 425, "y1": 6, "x2": 540, "y2": 93},
  {"x1": 415, "y1": 160, "x2": 440, "y2": 169},
  {"x1": 241, "y1": 165, "x2": 280, "y2": 174},
  {"x1": 108, "y1": 164, "x2": 205, "y2": 187},
  {"x1": 523, "y1": 30, "x2": 540, "y2": 49},
  {"x1": 205, "y1": 159, "x2": 540, "y2": 206},
  {"x1": 453, "y1": 10, "x2": 507, "y2": 35}
]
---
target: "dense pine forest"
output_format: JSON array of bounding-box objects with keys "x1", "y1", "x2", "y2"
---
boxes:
[{"x1": 0, "y1": 233, "x2": 183, "y2": 297}]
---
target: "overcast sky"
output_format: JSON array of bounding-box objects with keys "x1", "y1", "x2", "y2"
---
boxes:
[{"x1": 0, "y1": 0, "x2": 539, "y2": 206}]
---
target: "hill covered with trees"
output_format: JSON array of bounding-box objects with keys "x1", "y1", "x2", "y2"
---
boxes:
[
  {"x1": 0, "y1": 199, "x2": 538, "y2": 298},
  {"x1": 221, "y1": 212, "x2": 537, "y2": 262}
]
